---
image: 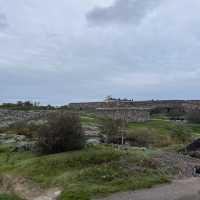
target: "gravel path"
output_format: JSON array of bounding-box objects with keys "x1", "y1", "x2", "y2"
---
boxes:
[{"x1": 96, "y1": 178, "x2": 200, "y2": 200}]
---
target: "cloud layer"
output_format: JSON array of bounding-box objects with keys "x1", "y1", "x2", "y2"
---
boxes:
[
  {"x1": 0, "y1": 13, "x2": 7, "y2": 29},
  {"x1": 86, "y1": 0, "x2": 162, "y2": 26},
  {"x1": 1, "y1": 0, "x2": 200, "y2": 104}
]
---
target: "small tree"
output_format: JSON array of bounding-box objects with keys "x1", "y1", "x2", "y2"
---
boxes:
[
  {"x1": 36, "y1": 112, "x2": 85, "y2": 154},
  {"x1": 99, "y1": 118, "x2": 127, "y2": 145},
  {"x1": 169, "y1": 124, "x2": 192, "y2": 143}
]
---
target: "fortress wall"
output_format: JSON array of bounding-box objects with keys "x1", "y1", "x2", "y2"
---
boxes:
[
  {"x1": 69, "y1": 101, "x2": 135, "y2": 110},
  {"x1": 96, "y1": 108, "x2": 150, "y2": 123},
  {"x1": 69, "y1": 100, "x2": 200, "y2": 113}
]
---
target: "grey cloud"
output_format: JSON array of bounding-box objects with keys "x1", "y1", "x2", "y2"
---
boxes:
[
  {"x1": 0, "y1": 13, "x2": 8, "y2": 29},
  {"x1": 86, "y1": 0, "x2": 162, "y2": 26},
  {"x1": 1, "y1": 0, "x2": 200, "y2": 104}
]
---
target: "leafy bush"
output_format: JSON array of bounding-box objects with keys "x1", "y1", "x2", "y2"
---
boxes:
[
  {"x1": 127, "y1": 128, "x2": 156, "y2": 147},
  {"x1": 99, "y1": 118, "x2": 127, "y2": 144},
  {"x1": 167, "y1": 110, "x2": 185, "y2": 120},
  {"x1": 187, "y1": 112, "x2": 200, "y2": 123},
  {"x1": 36, "y1": 112, "x2": 85, "y2": 154},
  {"x1": 127, "y1": 128, "x2": 173, "y2": 148},
  {"x1": 169, "y1": 124, "x2": 193, "y2": 143}
]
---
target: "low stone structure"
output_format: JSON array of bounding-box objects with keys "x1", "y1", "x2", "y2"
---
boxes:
[{"x1": 96, "y1": 107, "x2": 150, "y2": 122}]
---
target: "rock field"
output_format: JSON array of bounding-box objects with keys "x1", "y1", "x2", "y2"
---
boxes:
[{"x1": 0, "y1": 109, "x2": 49, "y2": 128}]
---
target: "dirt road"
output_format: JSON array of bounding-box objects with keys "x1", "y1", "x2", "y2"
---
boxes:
[{"x1": 96, "y1": 178, "x2": 200, "y2": 200}]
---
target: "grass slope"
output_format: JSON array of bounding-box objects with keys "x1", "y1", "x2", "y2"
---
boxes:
[
  {"x1": 0, "y1": 194, "x2": 23, "y2": 200},
  {"x1": 1, "y1": 114, "x2": 199, "y2": 200},
  {"x1": 0, "y1": 146, "x2": 169, "y2": 200}
]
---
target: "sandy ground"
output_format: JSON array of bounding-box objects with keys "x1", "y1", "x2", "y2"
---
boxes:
[
  {"x1": 96, "y1": 178, "x2": 200, "y2": 200},
  {"x1": 0, "y1": 175, "x2": 61, "y2": 200}
]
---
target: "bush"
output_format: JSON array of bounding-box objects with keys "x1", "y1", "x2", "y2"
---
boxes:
[
  {"x1": 168, "y1": 110, "x2": 185, "y2": 120},
  {"x1": 187, "y1": 112, "x2": 200, "y2": 123},
  {"x1": 127, "y1": 128, "x2": 157, "y2": 147},
  {"x1": 127, "y1": 128, "x2": 173, "y2": 148},
  {"x1": 99, "y1": 118, "x2": 127, "y2": 144},
  {"x1": 36, "y1": 112, "x2": 85, "y2": 154},
  {"x1": 169, "y1": 124, "x2": 192, "y2": 143}
]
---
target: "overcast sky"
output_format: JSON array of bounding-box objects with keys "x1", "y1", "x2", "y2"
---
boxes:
[{"x1": 1, "y1": 0, "x2": 200, "y2": 105}]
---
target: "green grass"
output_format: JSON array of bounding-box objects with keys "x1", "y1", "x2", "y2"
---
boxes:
[
  {"x1": 128, "y1": 118, "x2": 200, "y2": 135},
  {"x1": 80, "y1": 113, "x2": 200, "y2": 140},
  {"x1": 80, "y1": 113, "x2": 199, "y2": 147},
  {"x1": 2, "y1": 115, "x2": 198, "y2": 200},
  {"x1": 128, "y1": 120, "x2": 175, "y2": 133},
  {"x1": 0, "y1": 145, "x2": 170, "y2": 200},
  {"x1": 82, "y1": 113, "x2": 200, "y2": 148},
  {"x1": 0, "y1": 194, "x2": 23, "y2": 200},
  {"x1": 80, "y1": 113, "x2": 100, "y2": 126}
]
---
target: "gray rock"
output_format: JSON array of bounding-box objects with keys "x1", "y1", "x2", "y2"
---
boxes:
[
  {"x1": 0, "y1": 109, "x2": 50, "y2": 128},
  {"x1": 14, "y1": 141, "x2": 36, "y2": 152},
  {"x1": 14, "y1": 135, "x2": 27, "y2": 142},
  {"x1": 86, "y1": 138, "x2": 100, "y2": 145},
  {"x1": 0, "y1": 133, "x2": 16, "y2": 144}
]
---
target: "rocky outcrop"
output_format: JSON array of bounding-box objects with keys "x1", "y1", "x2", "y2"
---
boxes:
[
  {"x1": 185, "y1": 139, "x2": 200, "y2": 159},
  {"x1": 0, "y1": 109, "x2": 49, "y2": 128},
  {"x1": 0, "y1": 133, "x2": 35, "y2": 152},
  {"x1": 83, "y1": 125, "x2": 100, "y2": 145},
  {"x1": 186, "y1": 139, "x2": 200, "y2": 152}
]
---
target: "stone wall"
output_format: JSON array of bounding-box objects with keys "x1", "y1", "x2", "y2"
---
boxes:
[
  {"x1": 69, "y1": 100, "x2": 200, "y2": 113},
  {"x1": 96, "y1": 107, "x2": 150, "y2": 122},
  {"x1": 69, "y1": 101, "x2": 136, "y2": 111}
]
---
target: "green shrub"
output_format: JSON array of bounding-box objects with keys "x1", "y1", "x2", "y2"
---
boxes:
[
  {"x1": 127, "y1": 128, "x2": 157, "y2": 147},
  {"x1": 99, "y1": 118, "x2": 127, "y2": 144},
  {"x1": 169, "y1": 124, "x2": 192, "y2": 143},
  {"x1": 36, "y1": 112, "x2": 85, "y2": 154},
  {"x1": 127, "y1": 128, "x2": 173, "y2": 147},
  {"x1": 187, "y1": 112, "x2": 200, "y2": 123},
  {"x1": 168, "y1": 110, "x2": 185, "y2": 120}
]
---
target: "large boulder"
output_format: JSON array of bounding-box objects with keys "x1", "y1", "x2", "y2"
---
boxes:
[
  {"x1": 185, "y1": 139, "x2": 200, "y2": 159},
  {"x1": 186, "y1": 139, "x2": 200, "y2": 152},
  {"x1": 14, "y1": 141, "x2": 36, "y2": 152},
  {"x1": 0, "y1": 133, "x2": 15, "y2": 144}
]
